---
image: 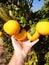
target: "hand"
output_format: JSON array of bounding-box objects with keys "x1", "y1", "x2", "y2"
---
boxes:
[
  {"x1": 11, "y1": 35, "x2": 39, "y2": 59},
  {"x1": 8, "y1": 36, "x2": 39, "y2": 65}
]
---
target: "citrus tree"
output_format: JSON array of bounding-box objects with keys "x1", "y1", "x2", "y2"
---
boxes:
[{"x1": 0, "y1": 0, "x2": 49, "y2": 65}]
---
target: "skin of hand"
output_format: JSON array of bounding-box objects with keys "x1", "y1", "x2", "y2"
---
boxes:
[{"x1": 8, "y1": 35, "x2": 39, "y2": 65}]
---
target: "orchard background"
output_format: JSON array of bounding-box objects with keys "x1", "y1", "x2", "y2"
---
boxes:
[{"x1": 0, "y1": 0, "x2": 49, "y2": 65}]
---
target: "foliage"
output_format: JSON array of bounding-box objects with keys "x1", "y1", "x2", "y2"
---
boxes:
[
  {"x1": 25, "y1": 50, "x2": 38, "y2": 65},
  {"x1": 44, "y1": 52, "x2": 49, "y2": 65},
  {"x1": 35, "y1": 0, "x2": 49, "y2": 20},
  {"x1": 0, "y1": 0, "x2": 49, "y2": 65}
]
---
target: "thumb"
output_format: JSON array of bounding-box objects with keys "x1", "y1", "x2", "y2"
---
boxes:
[{"x1": 30, "y1": 39, "x2": 39, "y2": 47}]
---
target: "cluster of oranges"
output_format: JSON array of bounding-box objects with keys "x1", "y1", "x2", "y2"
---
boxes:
[{"x1": 0, "y1": 19, "x2": 49, "y2": 41}]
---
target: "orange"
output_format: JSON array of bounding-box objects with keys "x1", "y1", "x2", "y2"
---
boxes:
[
  {"x1": 3, "y1": 20, "x2": 20, "y2": 35},
  {"x1": 27, "y1": 31, "x2": 40, "y2": 41},
  {"x1": 14, "y1": 29, "x2": 27, "y2": 41},
  {"x1": 36, "y1": 20, "x2": 49, "y2": 35},
  {"x1": 0, "y1": 31, "x2": 2, "y2": 37}
]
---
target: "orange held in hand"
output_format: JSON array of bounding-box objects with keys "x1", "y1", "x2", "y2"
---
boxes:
[
  {"x1": 3, "y1": 20, "x2": 20, "y2": 35},
  {"x1": 27, "y1": 31, "x2": 40, "y2": 41},
  {"x1": 26, "y1": 24, "x2": 40, "y2": 41},
  {"x1": 36, "y1": 20, "x2": 49, "y2": 35},
  {"x1": 14, "y1": 29, "x2": 27, "y2": 41}
]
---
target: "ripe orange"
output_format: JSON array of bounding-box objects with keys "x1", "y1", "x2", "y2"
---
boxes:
[
  {"x1": 0, "y1": 31, "x2": 2, "y2": 37},
  {"x1": 14, "y1": 29, "x2": 27, "y2": 41},
  {"x1": 3, "y1": 20, "x2": 20, "y2": 35},
  {"x1": 27, "y1": 31, "x2": 40, "y2": 41},
  {"x1": 36, "y1": 20, "x2": 49, "y2": 35}
]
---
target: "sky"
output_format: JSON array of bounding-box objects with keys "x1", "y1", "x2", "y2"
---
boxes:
[{"x1": 32, "y1": 0, "x2": 44, "y2": 12}]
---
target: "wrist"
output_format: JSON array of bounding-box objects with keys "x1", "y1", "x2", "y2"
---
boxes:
[{"x1": 13, "y1": 52, "x2": 24, "y2": 65}]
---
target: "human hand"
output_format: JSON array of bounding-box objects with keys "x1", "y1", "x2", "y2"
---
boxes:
[
  {"x1": 11, "y1": 35, "x2": 39, "y2": 59},
  {"x1": 8, "y1": 35, "x2": 39, "y2": 65}
]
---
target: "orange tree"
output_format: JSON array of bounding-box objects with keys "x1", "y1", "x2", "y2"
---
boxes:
[{"x1": 0, "y1": 0, "x2": 49, "y2": 65}]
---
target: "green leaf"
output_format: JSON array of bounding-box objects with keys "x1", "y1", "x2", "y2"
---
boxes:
[
  {"x1": 44, "y1": 63, "x2": 49, "y2": 65},
  {"x1": 44, "y1": 52, "x2": 49, "y2": 62},
  {"x1": 20, "y1": 16, "x2": 26, "y2": 23},
  {"x1": 29, "y1": 20, "x2": 32, "y2": 25},
  {"x1": 28, "y1": 24, "x2": 36, "y2": 35}
]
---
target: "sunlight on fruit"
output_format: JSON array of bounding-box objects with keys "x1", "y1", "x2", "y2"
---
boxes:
[
  {"x1": 3, "y1": 20, "x2": 20, "y2": 35},
  {"x1": 36, "y1": 20, "x2": 49, "y2": 35},
  {"x1": 27, "y1": 31, "x2": 40, "y2": 41}
]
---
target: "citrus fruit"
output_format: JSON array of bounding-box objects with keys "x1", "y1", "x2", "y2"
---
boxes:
[
  {"x1": 14, "y1": 29, "x2": 27, "y2": 41},
  {"x1": 3, "y1": 20, "x2": 20, "y2": 35},
  {"x1": 0, "y1": 31, "x2": 2, "y2": 37},
  {"x1": 27, "y1": 31, "x2": 40, "y2": 41},
  {"x1": 36, "y1": 20, "x2": 49, "y2": 35}
]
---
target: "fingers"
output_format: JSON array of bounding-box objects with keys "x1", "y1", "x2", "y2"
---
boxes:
[
  {"x1": 23, "y1": 39, "x2": 39, "y2": 46},
  {"x1": 30, "y1": 39, "x2": 39, "y2": 46},
  {"x1": 22, "y1": 39, "x2": 39, "y2": 57},
  {"x1": 11, "y1": 35, "x2": 23, "y2": 49},
  {"x1": 23, "y1": 40, "x2": 30, "y2": 44},
  {"x1": 11, "y1": 35, "x2": 17, "y2": 49},
  {"x1": 11, "y1": 35, "x2": 39, "y2": 50}
]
